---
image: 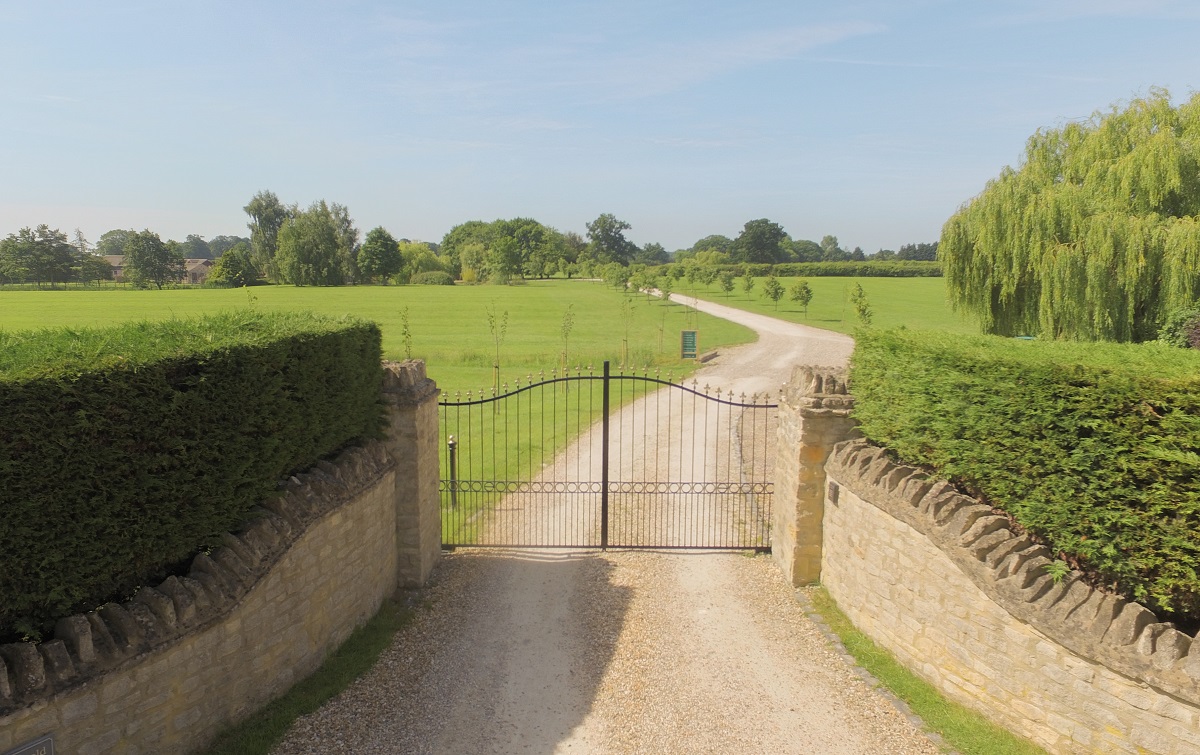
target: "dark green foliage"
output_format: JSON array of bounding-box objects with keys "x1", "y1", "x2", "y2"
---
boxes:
[
  {"x1": 851, "y1": 329, "x2": 1200, "y2": 623},
  {"x1": 0, "y1": 312, "x2": 383, "y2": 640},
  {"x1": 1158, "y1": 304, "x2": 1200, "y2": 349},
  {"x1": 409, "y1": 271, "x2": 455, "y2": 285}
]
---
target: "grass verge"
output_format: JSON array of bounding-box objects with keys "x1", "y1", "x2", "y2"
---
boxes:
[
  {"x1": 804, "y1": 587, "x2": 1047, "y2": 755},
  {"x1": 202, "y1": 600, "x2": 412, "y2": 755}
]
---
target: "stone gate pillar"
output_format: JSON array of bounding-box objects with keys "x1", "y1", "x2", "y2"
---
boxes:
[
  {"x1": 773, "y1": 366, "x2": 858, "y2": 586},
  {"x1": 382, "y1": 360, "x2": 441, "y2": 588}
]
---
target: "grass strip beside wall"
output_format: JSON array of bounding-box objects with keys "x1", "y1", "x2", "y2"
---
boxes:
[
  {"x1": 804, "y1": 587, "x2": 1047, "y2": 755},
  {"x1": 0, "y1": 311, "x2": 384, "y2": 641}
]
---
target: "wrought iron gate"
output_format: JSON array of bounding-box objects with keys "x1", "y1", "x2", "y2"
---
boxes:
[{"x1": 438, "y1": 361, "x2": 776, "y2": 550}]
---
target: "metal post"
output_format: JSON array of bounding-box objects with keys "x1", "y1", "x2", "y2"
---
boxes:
[
  {"x1": 601, "y1": 360, "x2": 611, "y2": 550},
  {"x1": 447, "y1": 435, "x2": 458, "y2": 509}
]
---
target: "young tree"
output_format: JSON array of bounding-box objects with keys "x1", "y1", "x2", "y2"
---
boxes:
[
  {"x1": 762, "y1": 274, "x2": 784, "y2": 309},
  {"x1": 941, "y1": 89, "x2": 1200, "y2": 341},
  {"x1": 789, "y1": 279, "x2": 813, "y2": 317},
  {"x1": 850, "y1": 282, "x2": 873, "y2": 326},
  {"x1": 657, "y1": 274, "x2": 673, "y2": 302},
  {"x1": 718, "y1": 269, "x2": 735, "y2": 296},
  {"x1": 740, "y1": 268, "x2": 756, "y2": 297},
  {"x1": 124, "y1": 229, "x2": 184, "y2": 289}
]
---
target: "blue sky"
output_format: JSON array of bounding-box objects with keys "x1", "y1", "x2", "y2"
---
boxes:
[{"x1": 1, "y1": 0, "x2": 1197, "y2": 253}]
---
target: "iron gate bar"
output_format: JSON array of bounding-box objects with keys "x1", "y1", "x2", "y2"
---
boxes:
[{"x1": 439, "y1": 361, "x2": 777, "y2": 550}]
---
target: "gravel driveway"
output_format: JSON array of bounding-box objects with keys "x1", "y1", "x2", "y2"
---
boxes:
[{"x1": 272, "y1": 296, "x2": 941, "y2": 754}]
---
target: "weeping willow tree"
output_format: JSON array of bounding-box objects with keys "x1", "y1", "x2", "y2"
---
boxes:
[{"x1": 940, "y1": 89, "x2": 1200, "y2": 341}]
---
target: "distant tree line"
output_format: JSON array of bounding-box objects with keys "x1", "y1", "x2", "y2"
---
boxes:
[{"x1": 2, "y1": 196, "x2": 936, "y2": 288}]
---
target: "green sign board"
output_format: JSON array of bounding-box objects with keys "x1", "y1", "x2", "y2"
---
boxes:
[{"x1": 681, "y1": 330, "x2": 698, "y2": 359}]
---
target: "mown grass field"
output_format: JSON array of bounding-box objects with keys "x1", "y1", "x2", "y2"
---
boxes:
[
  {"x1": 676, "y1": 275, "x2": 980, "y2": 336},
  {"x1": 0, "y1": 281, "x2": 755, "y2": 393}
]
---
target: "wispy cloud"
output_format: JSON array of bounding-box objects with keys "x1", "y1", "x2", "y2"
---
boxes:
[{"x1": 585, "y1": 22, "x2": 888, "y2": 99}]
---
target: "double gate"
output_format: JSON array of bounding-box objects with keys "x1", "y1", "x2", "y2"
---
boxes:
[{"x1": 438, "y1": 362, "x2": 776, "y2": 551}]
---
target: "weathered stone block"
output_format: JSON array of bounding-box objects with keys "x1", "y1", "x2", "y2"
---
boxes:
[
  {"x1": 134, "y1": 586, "x2": 177, "y2": 630},
  {"x1": 124, "y1": 601, "x2": 166, "y2": 645},
  {"x1": 98, "y1": 603, "x2": 143, "y2": 651},
  {"x1": 1103, "y1": 602, "x2": 1156, "y2": 647},
  {"x1": 39, "y1": 639, "x2": 75, "y2": 684},
  {"x1": 55, "y1": 615, "x2": 96, "y2": 664},
  {"x1": 0, "y1": 654, "x2": 12, "y2": 702},
  {"x1": 0, "y1": 643, "x2": 45, "y2": 694},
  {"x1": 157, "y1": 577, "x2": 198, "y2": 628}
]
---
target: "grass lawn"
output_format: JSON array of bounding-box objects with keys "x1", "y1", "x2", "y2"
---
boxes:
[
  {"x1": 675, "y1": 276, "x2": 981, "y2": 336},
  {"x1": 0, "y1": 281, "x2": 755, "y2": 393}
]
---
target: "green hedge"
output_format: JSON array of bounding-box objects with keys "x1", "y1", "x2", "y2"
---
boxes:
[
  {"x1": 661, "y1": 260, "x2": 942, "y2": 278},
  {"x1": 0, "y1": 311, "x2": 384, "y2": 641},
  {"x1": 409, "y1": 270, "x2": 455, "y2": 285},
  {"x1": 850, "y1": 329, "x2": 1200, "y2": 624}
]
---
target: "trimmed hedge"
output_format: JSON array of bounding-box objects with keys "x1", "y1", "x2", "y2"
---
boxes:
[
  {"x1": 850, "y1": 329, "x2": 1200, "y2": 624},
  {"x1": 0, "y1": 311, "x2": 384, "y2": 640},
  {"x1": 661, "y1": 260, "x2": 942, "y2": 278}
]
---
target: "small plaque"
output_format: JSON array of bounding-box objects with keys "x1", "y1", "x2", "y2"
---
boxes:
[
  {"x1": 3, "y1": 735, "x2": 54, "y2": 755},
  {"x1": 681, "y1": 330, "x2": 698, "y2": 359}
]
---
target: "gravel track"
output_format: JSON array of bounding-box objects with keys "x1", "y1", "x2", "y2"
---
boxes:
[{"x1": 272, "y1": 296, "x2": 940, "y2": 755}]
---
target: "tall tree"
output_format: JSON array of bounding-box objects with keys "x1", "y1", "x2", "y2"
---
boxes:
[
  {"x1": 208, "y1": 235, "x2": 250, "y2": 257},
  {"x1": 123, "y1": 229, "x2": 184, "y2": 289},
  {"x1": 586, "y1": 213, "x2": 635, "y2": 266},
  {"x1": 941, "y1": 89, "x2": 1200, "y2": 341},
  {"x1": 358, "y1": 227, "x2": 403, "y2": 283},
  {"x1": 791, "y1": 238, "x2": 823, "y2": 262},
  {"x1": 244, "y1": 190, "x2": 289, "y2": 281},
  {"x1": 732, "y1": 219, "x2": 788, "y2": 264},
  {"x1": 634, "y1": 241, "x2": 670, "y2": 266},
  {"x1": 207, "y1": 242, "x2": 258, "y2": 287},
  {"x1": 1, "y1": 226, "x2": 77, "y2": 286},
  {"x1": 896, "y1": 242, "x2": 937, "y2": 261},
  {"x1": 819, "y1": 235, "x2": 848, "y2": 261},
  {"x1": 274, "y1": 200, "x2": 347, "y2": 286},
  {"x1": 95, "y1": 229, "x2": 134, "y2": 258},
  {"x1": 691, "y1": 234, "x2": 734, "y2": 255},
  {"x1": 179, "y1": 234, "x2": 213, "y2": 259}
]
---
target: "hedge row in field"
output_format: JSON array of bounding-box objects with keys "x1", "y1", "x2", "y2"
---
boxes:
[
  {"x1": 661, "y1": 260, "x2": 942, "y2": 278},
  {"x1": 0, "y1": 311, "x2": 384, "y2": 641},
  {"x1": 850, "y1": 329, "x2": 1200, "y2": 624}
]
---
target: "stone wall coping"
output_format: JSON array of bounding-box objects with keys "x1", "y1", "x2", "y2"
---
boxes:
[
  {"x1": 382, "y1": 360, "x2": 440, "y2": 406},
  {"x1": 0, "y1": 441, "x2": 396, "y2": 715},
  {"x1": 826, "y1": 438, "x2": 1200, "y2": 707}
]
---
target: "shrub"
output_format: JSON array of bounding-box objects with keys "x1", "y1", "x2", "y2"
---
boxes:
[
  {"x1": 1158, "y1": 304, "x2": 1200, "y2": 349},
  {"x1": 0, "y1": 311, "x2": 383, "y2": 640},
  {"x1": 850, "y1": 329, "x2": 1200, "y2": 624},
  {"x1": 410, "y1": 271, "x2": 455, "y2": 285}
]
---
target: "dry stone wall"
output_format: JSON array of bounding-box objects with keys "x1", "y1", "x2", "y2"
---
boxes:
[{"x1": 822, "y1": 438, "x2": 1200, "y2": 755}]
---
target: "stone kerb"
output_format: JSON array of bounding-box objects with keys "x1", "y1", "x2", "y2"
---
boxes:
[
  {"x1": 772, "y1": 365, "x2": 860, "y2": 586},
  {"x1": 381, "y1": 360, "x2": 442, "y2": 589},
  {"x1": 823, "y1": 438, "x2": 1200, "y2": 753}
]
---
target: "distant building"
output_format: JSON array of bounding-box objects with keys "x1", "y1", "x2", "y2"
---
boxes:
[
  {"x1": 184, "y1": 259, "x2": 215, "y2": 285},
  {"x1": 103, "y1": 255, "x2": 125, "y2": 281},
  {"x1": 99, "y1": 256, "x2": 214, "y2": 285}
]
